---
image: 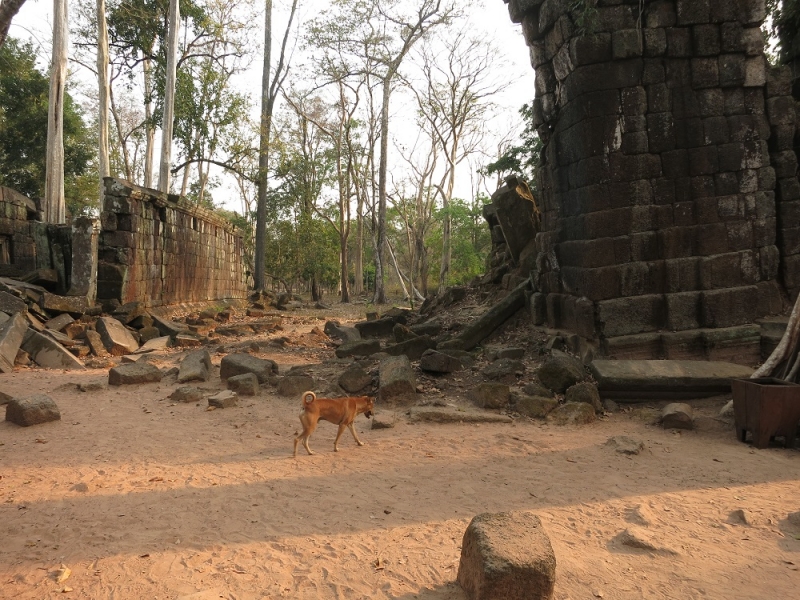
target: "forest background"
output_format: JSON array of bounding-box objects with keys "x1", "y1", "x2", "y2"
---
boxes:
[{"x1": 2, "y1": 0, "x2": 538, "y2": 302}]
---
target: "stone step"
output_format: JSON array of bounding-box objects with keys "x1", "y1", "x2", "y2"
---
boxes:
[{"x1": 590, "y1": 359, "x2": 754, "y2": 402}]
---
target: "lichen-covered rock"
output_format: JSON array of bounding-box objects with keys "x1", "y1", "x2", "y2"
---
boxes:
[
  {"x1": 457, "y1": 511, "x2": 556, "y2": 600},
  {"x1": 547, "y1": 402, "x2": 595, "y2": 426},
  {"x1": 536, "y1": 354, "x2": 584, "y2": 393},
  {"x1": 565, "y1": 381, "x2": 602, "y2": 413},
  {"x1": 514, "y1": 394, "x2": 558, "y2": 418},
  {"x1": 5, "y1": 394, "x2": 61, "y2": 426},
  {"x1": 468, "y1": 383, "x2": 510, "y2": 409}
]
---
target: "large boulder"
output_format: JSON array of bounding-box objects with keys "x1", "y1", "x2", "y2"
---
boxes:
[
  {"x1": 227, "y1": 373, "x2": 259, "y2": 396},
  {"x1": 108, "y1": 362, "x2": 163, "y2": 385},
  {"x1": 378, "y1": 355, "x2": 416, "y2": 405},
  {"x1": 219, "y1": 353, "x2": 277, "y2": 383},
  {"x1": 5, "y1": 394, "x2": 61, "y2": 426},
  {"x1": 536, "y1": 354, "x2": 584, "y2": 393},
  {"x1": 96, "y1": 316, "x2": 139, "y2": 356},
  {"x1": 177, "y1": 349, "x2": 212, "y2": 383},
  {"x1": 457, "y1": 511, "x2": 556, "y2": 600}
]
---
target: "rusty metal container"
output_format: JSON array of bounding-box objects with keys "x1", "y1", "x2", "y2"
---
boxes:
[{"x1": 731, "y1": 377, "x2": 800, "y2": 449}]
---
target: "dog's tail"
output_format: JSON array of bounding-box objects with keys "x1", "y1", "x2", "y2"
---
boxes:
[{"x1": 302, "y1": 391, "x2": 316, "y2": 405}]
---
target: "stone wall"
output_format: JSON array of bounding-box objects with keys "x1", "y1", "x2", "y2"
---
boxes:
[
  {"x1": 0, "y1": 186, "x2": 74, "y2": 293},
  {"x1": 504, "y1": 0, "x2": 799, "y2": 361},
  {"x1": 97, "y1": 178, "x2": 247, "y2": 307}
]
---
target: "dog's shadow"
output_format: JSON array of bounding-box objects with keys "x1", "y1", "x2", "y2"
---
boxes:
[{"x1": 392, "y1": 582, "x2": 464, "y2": 600}]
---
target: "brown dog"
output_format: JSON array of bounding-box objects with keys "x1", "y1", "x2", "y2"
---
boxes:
[{"x1": 293, "y1": 391, "x2": 374, "y2": 456}]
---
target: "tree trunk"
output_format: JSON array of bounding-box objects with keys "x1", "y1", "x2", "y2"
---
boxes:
[
  {"x1": 254, "y1": 0, "x2": 273, "y2": 292},
  {"x1": 373, "y1": 76, "x2": 391, "y2": 304},
  {"x1": 96, "y1": 0, "x2": 110, "y2": 201},
  {"x1": 341, "y1": 231, "x2": 350, "y2": 303},
  {"x1": 108, "y1": 84, "x2": 131, "y2": 180},
  {"x1": 354, "y1": 193, "x2": 363, "y2": 295},
  {"x1": 158, "y1": 0, "x2": 180, "y2": 193},
  {"x1": 0, "y1": 0, "x2": 27, "y2": 49},
  {"x1": 143, "y1": 56, "x2": 155, "y2": 188},
  {"x1": 44, "y1": 0, "x2": 68, "y2": 224}
]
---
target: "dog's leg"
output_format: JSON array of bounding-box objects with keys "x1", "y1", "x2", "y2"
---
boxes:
[
  {"x1": 333, "y1": 423, "x2": 349, "y2": 452},
  {"x1": 297, "y1": 412, "x2": 317, "y2": 456},
  {"x1": 347, "y1": 422, "x2": 365, "y2": 446}
]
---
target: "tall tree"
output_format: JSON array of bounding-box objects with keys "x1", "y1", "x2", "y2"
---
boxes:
[
  {"x1": 158, "y1": 0, "x2": 180, "y2": 192},
  {"x1": 97, "y1": 0, "x2": 111, "y2": 196},
  {"x1": 254, "y1": 0, "x2": 298, "y2": 292},
  {"x1": 411, "y1": 31, "x2": 502, "y2": 292},
  {"x1": 0, "y1": 0, "x2": 26, "y2": 49},
  {"x1": 44, "y1": 0, "x2": 68, "y2": 223}
]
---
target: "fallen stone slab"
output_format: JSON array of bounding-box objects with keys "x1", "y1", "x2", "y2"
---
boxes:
[
  {"x1": 407, "y1": 406, "x2": 513, "y2": 424},
  {"x1": 438, "y1": 279, "x2": 530, "y2": 351},
  {"x1": 151, "y1": 313, "x2": 190, "y2": 338},
  {"x1": 5, "y1": 394, "x2": 61, "y2": 426},
  {"x1": 133, "y1": 335, "x2": 171, "y2": 354},
  {"x1": 227, "y1": 373, "x2": 259, "y2": 396},
  {"x1": 482, "y1": 358, "x2": 525, "y2": 381},
  {"x1": 355, "y1": 314, "x2": 407, "y2": 338},
  {"x1": 335, "y1": 339, "x2": 381, "y2": 358},
  {"x1": 338, "y1": 366, "x2": 372, "y2": 393},
  {"x1": 457, "y1": 511, "x2": 556, "y2": 600},
  {"x1": 393, "y1": 323, "x2": 418, "y2": 343},
  {"x1": 96, "y1": 316, "x2": 139, "y2": 356},
  {"x1": 378, "y1": 355, "x2": 416, "y2": 406},
  {"x1": 0, "y1": 312, "x2": 28, "y2": 373},
  {"x1": 175, "y1": 333, "x2": 203, "y2": 347},
  {"x1": 410, "y1": 320, "x2": 442, "y2": 337},
  {"x1": 84, "y1": 330, "x2": 109, "y2": 357},
  {"x1": 208, "y1": 390, "x2": 238, "y2": 408},
  {"x1": 178, "y1": 349, "x2": 212, "y2": 383},
  {"x1": 419, "y1": 349, "x2": 463, "y2": 374},
  {"x1": 219, "y1": 353, "x2": 278, "y2": 383},
  {"x1": 661, "y1": 402, "x2": 694, "y2": 430},
  {"x1": 41, "y1": 292, "x2": 88, "y2": 315},
  {"x1": 547, "y1": 402, "x2": 596, "y2": 425},
  {"x1": 383, "y1": 335, "x2": 437, "y2": 361},
  {"x1": 590, "y1": 360, "x2": 753, "y2": 401},
  {"x1": 108, "y1": 362, "x2": 163, "y2": 385},
  {"x1": 21, "y1": 330, "x2": 85, "y2": 370},
  {"x1": 537, "y1": 354, "x2": 584, "y2": 393},
  {"x1": 170, "y1": 386, "x2": 206, "y2": 403},
  {"x1": 495, "y1": 347, "x2": 525, "y2": 360},
  {"x1": 44, "y1": 313, "x2": 75, "y2": 332},
  {"x1": 0, "y1": 291, "x2": 28, "y2": 315},
  {"x1": 277, "y1": 375, "x2": 315, "y2": 397},
  {"x1": 468, "y1": 383, "x2": 510, "y2": 409}
]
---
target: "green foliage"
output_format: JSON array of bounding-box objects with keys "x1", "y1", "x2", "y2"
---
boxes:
[
  {"x1": 482, "y1": 103, "x2": 542, "y2": 189},
  {"x1": 569, "y1": 0, "x2": 599, "y2": 37},
  {"x1": 768, "y1": 0, "x2": 800, "y2": 62},
  {"x1": 0, "y1": 38, "x2": 96, "y2": 214}
]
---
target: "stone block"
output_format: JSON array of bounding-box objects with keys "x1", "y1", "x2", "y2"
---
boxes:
[
  {"x1": 208, "y1": 390, "x2": 238, "y2": 408},
  {"x1": 338, "y1": 366, "x2": 372, "y2": 392},
  {"x1": 96, "y1": 316, "x2": 139, "y2": 356},
  {"x1": 612, "y1": 29, "x2": 642, "y2": 59},
  {"x1": 0, "y1": 291, "x2": 27, "y2": 315},
  {"x1": 0, "y1": 312, "x2": 28, "y2": 373},
  {"x1": 597, "y1": 294, "x2": 665, "y2": 336},
  {"x1": 21, "y1": 330, "x2": 85, "y2": 370},
  {"x1": 219, "y1": 353, "x2": 277, "y2": 383},
  {"x1": 108, "y1": 362, "x2": 163, "y2": 385},
  {"x1": 569, "y1": 33, "x2": 612, "y2": 66},
  {"x1": 457, "y1": 511, "x2": 555, "y2": 600},
  {"x1": 178, "y1": 349, "x2": 212, "y2": 383},
  {"x1": 691, "y1": 58, "x2": 719, "y2": 88},
  {"x1": 170, "y1": 386, "x2": 205, "y2": 403},
  {"x1": 676, "y1": 0, "x2": 709, "y2": 25},
  {"x1": 384, "y1": 335, "x2": 437, "y2": 361},
  {"x1": 661, "y1": 403, "x2": 694, "y2": 429},
  {"x1": 666, "y1": 28, "x2": 691, "y2": 57},
  {"x1": 378, "y1": 355, "x2": 416, "y2": 406},
  {"x1": 700, "y1": 286, "x2": 759, "y2": 328},
  {"x1": 277, "y1": 375, "x2": 315, "y2": 397},
  {"x1": 5, "y1": 394, "x2": 60, "y2": 426},
  {"x1": 693, "y1": 24, "x2": 719, "y2": 56},
  {"x1": 335, "y1": 339, "x2": 381, "y2": 358},
  {"x1": 744, "y1": 55, "x2": 766, "y2": 87},
  {"x1": 666, "y1": 291, "x2": 701, "y2": 331}
]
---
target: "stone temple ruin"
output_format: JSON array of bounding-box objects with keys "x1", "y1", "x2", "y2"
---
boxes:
[{"x1": 487, "y1": 0, "x2": 800, "y2": 364}]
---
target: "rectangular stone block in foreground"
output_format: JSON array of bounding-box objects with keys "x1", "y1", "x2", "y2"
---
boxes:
[{"x1": 457, "y1": 511, "x2": 556, "y2": 600}]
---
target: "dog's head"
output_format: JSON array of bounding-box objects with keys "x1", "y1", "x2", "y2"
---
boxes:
[{"x1": 361, "y1": 396, "x2": 375, "y2": 418}]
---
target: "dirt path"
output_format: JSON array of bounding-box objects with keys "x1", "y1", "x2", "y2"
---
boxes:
[{"x1": 1, "y1": 308, "x2": 799, "y2": 599}]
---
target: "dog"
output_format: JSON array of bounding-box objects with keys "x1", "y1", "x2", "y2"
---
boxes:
[{"x1": 293, "y1": 391, "x2": 375, "y2": 456}]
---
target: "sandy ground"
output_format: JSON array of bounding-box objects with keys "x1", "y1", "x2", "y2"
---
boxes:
[{"x1": 1, "y1": 306, "x2": 799, "y2": 600}]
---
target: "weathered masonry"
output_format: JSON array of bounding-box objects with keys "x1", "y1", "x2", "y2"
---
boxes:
[
  {"x1": 0, "y1": 178, "x2": 247, "y2": 308},
  {"x1": 98, "y1": 178, "x2": 247, "y2": 306},
  {"x1": 503, "y1": 0, "x2": 800, "y2": 363}
]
